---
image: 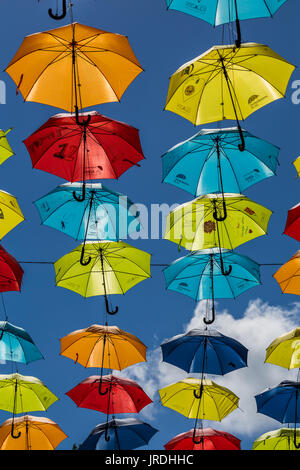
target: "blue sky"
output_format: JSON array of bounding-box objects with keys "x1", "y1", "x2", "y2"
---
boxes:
[{"x1": 0, "y1": 0, "x2": 299, "y2": 450}]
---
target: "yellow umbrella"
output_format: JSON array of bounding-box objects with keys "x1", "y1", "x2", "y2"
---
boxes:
[
  {"x1": 0, "y1": 415, "x2": 67, "y2": 450},
  {"x1": 253, "y1": 428, "x2": 300, "y2": 451},
  {"x1": 60, "y1": 324, "x2": 147, "y2": 370},
  {"x1": 273, "y1": 251, "x2": 300, "y2": 295},
  {"x1": 0, "y1": 129, "x2": 14, "y2": 166},
  {"x1": 0, "y1": 190, "x2": 24, "y2": 239},
  {"x1": 165, "y1": 43, "x2": 294, "y2": 150},
  {"x1": 54, "y1": 240, "x2": 151, "y2": 315},
  {"x1": 164, "y1": 193, "x2": 271, "y2": 251},
  {"x1": 265, "y1": 328, "x2": 300, "y2": 370},
  {"x1": 159, "y1": 378, "x2": 239, "y2": 421},
  {"x1": 293, "y1": 157, "x2": 300, "y2": 178},
  {"x1": 6, "y1": 22, "x2": 143, "y2": 113}
]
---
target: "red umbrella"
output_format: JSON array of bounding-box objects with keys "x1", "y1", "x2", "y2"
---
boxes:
[
  {"x1": 24, "y1": 112, "x2": 144, "y2": 196},
  {"x1": 66, "y1": 374, "x2": 152, "y2": 414},
  {"x1": 0, "y1": 245, "x2": 23, "y2": 292},
  {"x1": 164, "y1": 428, "x2": 241, "y2": 450},
  {"x1": 284, "y1": 203, "x2": 300, "y2": 242}
]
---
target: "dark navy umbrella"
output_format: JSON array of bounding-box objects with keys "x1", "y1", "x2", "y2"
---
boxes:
[
  {"x1": 255, "y1": 381, "x2": 300, "y2": 424},
  {"x1": 161, "y1": 328, "x2": 248, "y2": 375},
  {"x1": 79, "y1": 418, "x2": 158, "y2": 450}
]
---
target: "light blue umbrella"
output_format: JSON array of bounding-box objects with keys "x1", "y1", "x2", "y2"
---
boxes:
[
  {"x1": 161, "y1": 328, "x2": 248, "y2": 375},
  {"x1": 79, "y1": 418, "x2": 158, "y2": 450},
  {"x1": 34, "y1": 183, "x2": 140, "y2": 241},
  {"x1": 165, "y1": 1, "x2": 288, "y2": 46},
  {"x1": 162, "y1": 128, "x2": 279, "y2": 197},
  {"x1": 165, "y1": 0, "x2": 287, "y2": 25},
  {"x1": 163, "y1": 248, "x2": 261, "y2": 301},
  {"x1": 0, "y1": 321, "x2": 43, "y2": 364}
]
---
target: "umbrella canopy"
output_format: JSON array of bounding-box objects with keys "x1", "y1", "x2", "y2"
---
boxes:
[
  {"x1": 265, "y1": 328, "x2": 300, "y2": 370},
  {"x1": 255, "y1": 381, "x2": 300, "y2": 424},
  {"x1": 0, "y1": 129, "x2": 14, "y2": 166},
  {"x1": 24, "y1": 111, "x2": 144, "y2": 182},
  {"x1": 273, "y1": 251, "x2": 300, "y2": 295},
  {"x1": 165, "y1": 0, "x2": 288, "y2": 26},
  {"x1": 293, "y1": 156, "x2": 300, "y2": 178},
  {"x1": 159, "y1": 378, "x2": 239, "y2": 420},
  {"x1": 253, "y1": 428, "x2": 300, "y2": 451},
  {"x1": 0, "y1": 191, "x2": 24, "y2": 240},
  {"x1": 0, "y1": 321, "x2": 43, "y2": 364},
  {"x1": 0, "y1": 415, "x2": 67, "y2": 450},
  {"x1": 60, "y1": 324, "x2": 146, "y2": 369},
  {"x1": 0, "y1": 373, "x2": 58, "y2": 413},
  {"x1": 163, "y1": 248, "x2": 261, "y2": 300},
  {"x1": 161, "y1": 328, "x2": 248, "y2": 375},
  {"x1": 165, "y1": 42, "x2": 294, "y2": 125},
  {"x1": 34, "y1": 183, "x2": 140, "y2": 241},
  {"x1": 0, "y1": 245, "x2": 23, "y2": 292},
  {"x1": 284, "y1": 203, "x2": 300, "y2": 242},
  {"x1": 162, "y1": 128, "x2": 279, "y2": 197},
  {"x1": 54, "y1": 241, "x2": 151, "y2": 315},
  {"x1": 164, "y1": 193, "x2": 271, "y2": 251},
  {"x1": 66, "y1": 374, "x2": 152, "y2": 414},
  {"x1": 6, "y1": 22, "x2": 143, "y2": 112},
  {"x1": 79, "y1": 418, "x2": 158, "y2": 450},
  {"x1": 164, "y1": 427, "x2": 241, "y2": 450}
]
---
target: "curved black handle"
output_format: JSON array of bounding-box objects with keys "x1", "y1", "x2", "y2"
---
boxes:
[
  {"x1": 75, "y1": 106, "x2": 91, "y2": 128},
  {"x1": 213, "y1": 199, "x2": 227, "y2": 222},
  {"x1": 48, "y1": 0, "x2": 67, "y2": 20},
  {"x1": 11, "y1": 424, "x2": 21, "y2": 439},
  {"x1": 294, "y1": 429, "x2": 300, "y2": 449},
  {"x1": 221, "y1": 264, "x2": 232, "y2": 276},
  {"x1": 104, "y1": 296, "x2": 119, "y2": 315},
  {"x1": 98, "y1": 377, "x2": 109, "y2": 396},
  {"x1": 192, "y1": 427, "x2": 203, "y2": 445},
  {"x1": 0, "y1": 328, "x2": 4, "y2": 341},
  {"x1": 73, "y1": 184, "x2": 86, "y2": 202},
  {"x1": 80, "y1": 244, "x2": 91, "y2": 266}
]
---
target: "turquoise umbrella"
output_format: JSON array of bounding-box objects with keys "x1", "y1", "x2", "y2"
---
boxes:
[
  {"x1": 162, "y1": 128, "x2": 279, "y2": 197},
  {"x1": 34, "y1": 183, "x2": 140, "y2": 241},
  {"x1": 163, "y1": 248, "x2": 261, "y2": 300},
  {"x1": 165, "y1": 0, "x2": 288, "y2": 45},
  {"x1": 0, "y1": 321, "x2": 43, "y2": 364}
]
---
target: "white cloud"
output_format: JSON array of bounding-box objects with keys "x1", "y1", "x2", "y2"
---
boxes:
[{"x1": 120, "y1": 299, "x2": 300, "y2": 447}]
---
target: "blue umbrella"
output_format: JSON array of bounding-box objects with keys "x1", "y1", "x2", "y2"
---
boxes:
[
  {"x1": 165, "y1": 1, "x2": 288, "y2": 46},
  {"x1": 79, "y1": 418, "x2": 158, "y2": 450},
  {"x1": 161, "y1": 328, "x2": 248, "y2": 375},
  {"x1": 163, "y1": 248, "x2": 261, "y2": 301},
  {"x1": 255, "y1": 381, "x2": 300, "y2": 424},
  {"x1": 34, "y1": 182, "x2": 140, "y2": 242},
  {"x1": 0, "y1": 321, "x2": 43, "y2": 364},
  {"x1": 162, "y1": 128, "x2": 279, "y2": 197}
]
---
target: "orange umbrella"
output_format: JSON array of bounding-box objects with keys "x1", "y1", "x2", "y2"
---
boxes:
[
  {"x1": 6, "y1": 22, "x2": 143, "y2": 114},
  {"x1": 0, "y1": 415, "x2": 67, "y2": 450},
  {"x1": 273, "y1": 251, "x2": 300, "y2": 295},
  {"x1": 60, "y1": 324, "x2": 147, "y2": 369}
]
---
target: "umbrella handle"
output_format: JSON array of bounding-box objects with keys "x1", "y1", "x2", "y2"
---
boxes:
[
  {"x1": 192, "y1": 427, "x2": 203, "y2": 445},
  {"x1": 104, "y1": 427, "x2": 111, "y2": 442},
  {"x1": 75, "y1": 106, "x2": 91, "y2": 128},
  {"x1": 219, "y1": 255, "x2": 232, "y2": 276},
  {"x1": 48, "y1": 0, "x2": 67, "y2": 20},
  {"x1": 203, "y1": 299, "x2": 215, "y2": 325},
  {"x1": 11, "y1": 423, "x2": 21, "y2": 439},
  {"x1": 73, "y1": 183, "x2": 86, "y2": 202},
  {"x1": 104, "y1": 295, "x2": 119, "y2": 315},
  {"x1": 213, "y1": 199, "x2": 227, "y2": 222},
  {"x1": 0, "y1": 329, "x2": 4, "y2": 341},
  {"x1": 80, "y1": 245, "x2": 91, "y2": 266},
  {"x1": 98, "y1": 377, "x2": 109, "y2": 396}
]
